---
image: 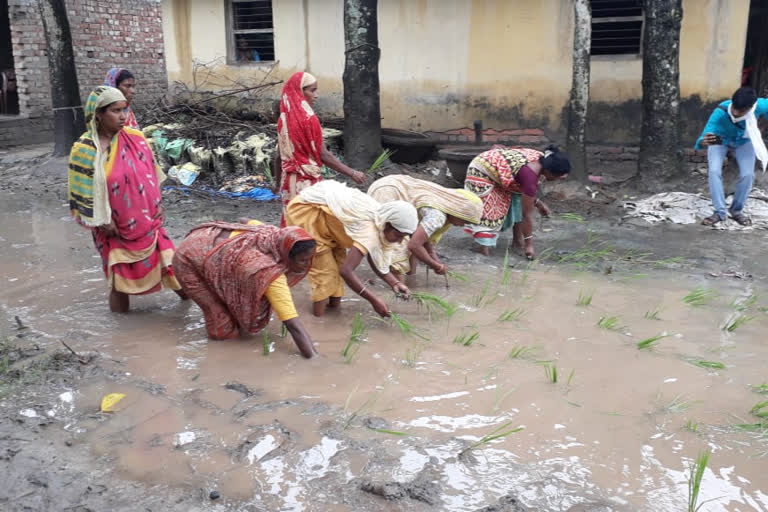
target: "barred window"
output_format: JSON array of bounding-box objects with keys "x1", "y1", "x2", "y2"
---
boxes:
[
  {"x1": 590, "y1": 0, "x2": 643, "y2": 56},
  {"x1": 228, "y1": 0, "x2": 275, "y2": 63}
]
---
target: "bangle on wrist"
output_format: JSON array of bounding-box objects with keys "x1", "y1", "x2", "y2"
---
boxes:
[{"x1": 523, "y1": 235, "x2": 533, "y2": 240}]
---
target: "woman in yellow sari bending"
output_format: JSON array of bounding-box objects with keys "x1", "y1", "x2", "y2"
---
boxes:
[
  {"x1": 368, "y1": 174, "x2": 482, "y2": 275},
  {"x1": 284, "y1": 180, "x2": 418, "y2": 317}
]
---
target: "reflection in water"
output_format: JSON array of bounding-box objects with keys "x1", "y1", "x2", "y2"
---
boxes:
[{"x1": 2, "y1": 198, "x2": 768, "y2": 510}]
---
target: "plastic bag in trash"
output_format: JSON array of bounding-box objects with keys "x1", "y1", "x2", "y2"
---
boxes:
[
  {"x1": 168, "y1": 162, "x2": 201, "y2": 186},
  {"x1": 165, "y1": 138, "x2": 194, "y2": 163}
]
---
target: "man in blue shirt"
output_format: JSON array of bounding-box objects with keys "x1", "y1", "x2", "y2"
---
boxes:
[{"x1": 696, "y1": 87, "x2": 768, "y2": 226}]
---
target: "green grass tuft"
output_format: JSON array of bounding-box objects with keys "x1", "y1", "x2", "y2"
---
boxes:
[
  {"x1": 543, "y1": 363, "x2": 558, "y2": 384},
  {"x1": 636, "y1": 334, "x2": 667, "y2": 350},
  {"x1": 683, "y1": 287, "x2": 718, "y2": 307}
]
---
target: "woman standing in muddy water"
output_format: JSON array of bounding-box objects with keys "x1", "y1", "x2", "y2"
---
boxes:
[
  {"x1": 68, "y1": 86, "x2": 184, "y2": 312},
  {"x1": 172, "y1": 220, "x2": 319, "y2": 359},
  {"x1": 368, "y1": 174, "x2": 483, "y2": 277},
  {"x1": 284, "y1": 180, "x2": 418, "y2": 317},
  {"x1": 464, "y1": 145, "x2": 570, "y2": 259},
  {"x1": 273, "y1": 71, "x2": 366, "y2": 226},
  {"x1": 104, "y1": 68, "x2": 140, "y2": 130}
]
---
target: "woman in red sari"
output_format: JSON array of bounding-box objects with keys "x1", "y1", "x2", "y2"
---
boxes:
[
  {"x1": 173, "y1": 221, "x2": 319, "y2": 359},
  {"x1": 273, "y1": 71, "x2": 366, "y2": 226},
  {"x1": 68, "y1": 86, "x2": 184, "y2": 312}
]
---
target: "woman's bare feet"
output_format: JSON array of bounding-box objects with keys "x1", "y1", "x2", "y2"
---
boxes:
[
  {"x1": 109, "y1": 288, "x2": 129, "y2": 313},
  {"x1": 471, "y1": 244, "x2": 491, "y2": 257}
]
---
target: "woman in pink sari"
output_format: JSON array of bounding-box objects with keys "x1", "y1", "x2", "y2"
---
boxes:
[
  {"x1": 68, "y1": 86, "x2": 184, "y2": 312},
  {"x1": 104, "y1": 68, "x2": 139, "y2": 129}
]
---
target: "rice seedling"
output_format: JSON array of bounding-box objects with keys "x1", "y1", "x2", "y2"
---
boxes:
[
  {"x1": 683, "y1": 419, "x2": 700, "y2": 433},
  {"x1": 732, "y1": 421, "x2": 768, "y2": 433},
  {"x1": 730, "y1": 293, "x2": 758, "y2": 312},
  {"x1": 751, "y1": 383, "x2": 768, "y2": 395},
  {"x1": 576, "y1": 289, "x2": 593, "y2": 307},
  {"x1": 367, "y1": 427, "x2": 408, "y2": 436},
  {"x1": 459, "y1": 421, "x2": 524, "y2": 456},
  {"x1": 262, "y1": 331, "x2": 272, "y2": 356},
  {"x1": 453, "y1": 331, "x2": 480, "y2": 347},
  {"x1": 508, "y1": 345, "x2": 537, "y2": 360},
  {"x1": 501, "y1": 249, "x2": 513, "y2": 286},
  {"x1": 497, "y1": 308, "x2": 525, "y2": 322},
  {"x1": 683, "y1": 287, "x2": 717, "y2": 307},
  {"x1": 343, "y1": 387, "x2": 377, "y2": 429},
  {"x1": 410, "y1": 291, "x2": 456, "y2": 318},
  {"x1": 751, "y1": 401, "x2": 768, "y2": 419},
  {"x1": 389, "y1": 312, "x2": 414, "y2": 336},
  {"x1": 687, "y1": 450, "x2": 710, "y2": 512},
  {"x1": 690, "y1": 359, "x2": 726, "y2": 370},
  {"x1": 470, "y1": 279, "x2": 493, "y2": 308},
  {"x1": 342, "y1": 313, "x2": 368, "y2": 363},
  {"x1": 636, "y1": 334, "x2": 667, "y2": 350},
  {"x1": 722, "y1": 313, "x2": 755, "y2": 332},
  {"x1": 644, "y1": 308, "x2": 662, "y2": 320},
  {"x1": 280, "y1": 324, "x2": 288, "y2": 338},
  {"x1": 661, "y1": 394, "x2": 697, "y2": 414},
  {"x1": 492, "y1": 386, "x2": 517, "y2": 412},
  {"x1": 403, "y1": 342, "x2": 424, "y2": 367},
  {"x1": 367, "y1": 148, "x2": 395, "y2": 173},
  {"x1": 597, "y1": 315, "x2": 623, "y2": 331},
  {"x1": 566, "y1": 369, "x2": 575, "y2": 386},
  {"x1": 559, "y1": 212, "x2": 585, "y2": 222},
  {"x1": 447, "y1": 270, "x2": 470, "y2": 283},
  {"x1": 543, "y1": 363, "x2": 558, "y2": 384},
  {"x1": 554, "y1": 230, "x2": 616, "y2": 269}
]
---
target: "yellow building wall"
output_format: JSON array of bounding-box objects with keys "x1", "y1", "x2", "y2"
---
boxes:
[{"x1": 161, "y1": 0, "x2": 750, "y2": 136}]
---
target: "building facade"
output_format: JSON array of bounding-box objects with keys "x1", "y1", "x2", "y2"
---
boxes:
[{"x1": 1, "y1": 0, "x2": 167, "y2": 147}]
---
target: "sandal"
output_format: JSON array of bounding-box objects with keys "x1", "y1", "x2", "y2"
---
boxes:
[
  {"x1": 701, "y1": 214, "x2": 722, "y2": 226},
  {"x1": 731, "y1": 213, "x2": 753, "y2": 226}
]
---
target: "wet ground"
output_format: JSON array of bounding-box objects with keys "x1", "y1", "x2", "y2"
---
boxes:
[{"x1": 2, "y1": 147, "x2": 768, "y2": 511}]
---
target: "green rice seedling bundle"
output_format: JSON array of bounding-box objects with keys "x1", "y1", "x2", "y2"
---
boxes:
[
  {"x1": 543, "y1": 363, "x2": 558, "y2": 383},
  {"x1": 636, "y1": 334, "x2": 667, "y2": 350},
  {"x1": 683, "y1": 419, "x2": 700, "y2": 433},
  {"x1": 690, "y1": 359, "x2": 726, "y2": 370},
  {"x1": 576, "y1": 289, "x2": 593, "y2": 306},
  {"x1": 644, "y1": 309, "x2": 661, "y2": 320},
  {"x1": 597, "y1": 315, "x2": 623, "y2": 331},
  {"x1": 280, "y1": 324, "x2": 288, "y2": 338},
  {"x1": 368, "y1": 148, "x2": 395, "y2": 173},
  {"x1": 662, "y1": 394, "x2": 697, "y2": 414},
  {"x1": 751, "y1": 401, "x2": 768, "y2": 419},
  {"x1": 342, "y1": 313, "x2": 368, "y2": 363},
  {"x1": 459, "y1": 421, "x2": 524, "y2": 456},
  {"x1": 722, "y1": 313, "x2": 755, "y2": 332},
  {"x1": 262, "y1": 331, "x2": 272, "y2": 356},
  {"x1": 367, "y1": 427, "x2": 408, "y2": 436},
  {"x1": 453, "y1": 331, "x2": 480, "y2": 346},
  {"x1": 687, "y1": 450, "x2": 710, "y2": 512},
  {"x1": 446, "y1": 270, "x2": 470, "y2": 282},
  {"x1": 497, "y1": 308, "x2": 525, "y2": 322},
  {"x1": 501, "y1": 249, "x2": 513, "y2": 286},
  {"x1": 751, "y1": 383, "x2": 768, "y2": 395},
  {"x1": 559, "y1": 212, "x2": 585, "y2": 222},
  {"x1": 683, "y1": 287, "x2": 718, "y2": 307},
  {"x1": 508, "y1": 345, "x2": 537, "y2": 360},
  {"x1": 410, "y1": 291, "x2": 457, "y2": 318},
  {"x1": 730, "y1": 293, "x2": 758, "y2": 312}
]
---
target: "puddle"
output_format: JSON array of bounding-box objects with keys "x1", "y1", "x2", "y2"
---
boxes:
[{"x1": 2, "y1": 197, "x2": 768, "y2": 510}]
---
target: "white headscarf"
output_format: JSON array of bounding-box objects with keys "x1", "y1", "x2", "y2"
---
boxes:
[
  {"x1": 298, "y1": 180, "x2": 418, "y2": 273},
  {"x1": 728, "y1": 102, "x2": 768, "y2": 172}
]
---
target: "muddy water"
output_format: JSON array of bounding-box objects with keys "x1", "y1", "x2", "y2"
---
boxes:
[{"x1": 2, "y1": 198, "x2": 768, "y2": 511}]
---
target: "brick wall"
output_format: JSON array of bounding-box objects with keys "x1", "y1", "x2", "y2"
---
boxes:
[{"x1": 4, "y1": 0, "x2": 166, "y2": 147}]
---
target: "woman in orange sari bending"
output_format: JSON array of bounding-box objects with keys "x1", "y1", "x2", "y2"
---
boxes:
[
  {"x1": 173, "y1": 221, "x2": 318, "y2": 359},
  {"x1": 273, "y1": 71, "x2": 366, "y2": 226},
  {"x1": 68, "y1": 86, "x2": 184, "y2": 312}
]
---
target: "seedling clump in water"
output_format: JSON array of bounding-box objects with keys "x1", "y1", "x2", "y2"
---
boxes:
[
  {"x1": 636, "y1": 334, "x2": 666, "y2": 350},
  {"x1": 497, "y1": 308, "x2": 525, "y2": 322},
  {"x1": 453, "y1": 331, "x2": 480, "y2": 347},
  {"x1": 342, "y1": 313, "x2": 368, "y2": 363},
  {"x1": 459, "y1": 421, "x2": 524, "y2": 456},
  {"x1": 409, "y1": 292, "x2": 457, "y2": 318},
  {"x1": 597, "y1": 316, "x2": 623, "y2": 331},
  {"x1": 508, "y1": 345, "x2": 537, "y2": 360},
  {"x1": 722, "y1": 313, "x2": 754, "y2": 332},
  {"x1": 262, "y1": 331, "x2": 272, "y2": 356},
  {"x1": 683, "y1": 287, "x2": 717, "y2": 307},
  {"x1": 576, "y1": 289, "x2": 593, "y2": 307},
  {"x1": 687, "y1": 450, "x2": 711, "y2": 512}
]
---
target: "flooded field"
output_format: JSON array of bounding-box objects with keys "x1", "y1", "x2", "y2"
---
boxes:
[{"x1": 2, "y1": 198, "x2": 768, "y2": 511}]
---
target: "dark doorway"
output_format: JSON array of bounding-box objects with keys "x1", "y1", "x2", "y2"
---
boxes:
[
  {"x1": 1, "y1": 0, "x2": 19, "y2": 115},
  {"x1": 743, "y1": 0, "x2": 768, "y2": 96}
]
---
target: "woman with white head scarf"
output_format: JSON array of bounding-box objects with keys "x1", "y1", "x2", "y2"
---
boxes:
[{"x1": 284, "y1": 180, "x2": 418, "y2": 317}]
